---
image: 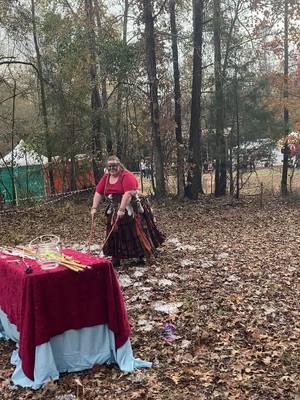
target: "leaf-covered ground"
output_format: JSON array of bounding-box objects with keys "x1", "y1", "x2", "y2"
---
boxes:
[{"x1": 0, "y1": 196, "x2": 299, "y2": 400}]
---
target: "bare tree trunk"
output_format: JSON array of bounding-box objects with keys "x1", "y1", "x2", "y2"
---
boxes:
[
  {"x1": 115, "y1": 0, "x2": 129, "y2": 159},
  {"x1": 169, "y1": 0, "x2": 185, "y2": 200},
  {"x1": 69, "y1": 118, "x2": 77, "y2": 191},
  {"x1": 235, "y1": 68, "x2": 240, "y2": 199},
  {"x1": 85, "y1": 0, "x2": 103, "y2": 183},
  {"x1": 186, "y1": 0, "x2": 204, "y2": 199},
  {"x1": 31, "y1": 0, "x2": 55, "y2": 193},
  {"x1": 143, "y1": 0, "x2": 165, "y2": 196},
  {"x1": 10, "y1": 80, "x2": 16, "y2": 205},
  {"x1": 102, "y1": 77, "x2": 113, "y2": 154},
  {"x1": 115, "y1": 89, "x2": 123, "y2": 158},
  {"x1": 0, "y1": 150, "x2": 14, "y2": 203},
  {"x1": 229, "y1": 119, "x2": 234, "y2": 196},
  {"x1": 94, "y1": 0, "x2": 112, "y2": 155},
  {"x1": 121, "y1": 0, "x2": 129, "y2": 160},
  {"x1": 213, "y1": 0, "x2": 226, "y2": 197},
  {"x1": 229, "y1": 138, "x2": 233, "y2": 195},
  {"x1": 123, "y1": 0, "x2": 129, "y2": 42},
  {"x1": 281, "y1": 0, "x2": 289, "y2": 196},
  {"x1": 70, "y1": 155, "x2": 77, "y2": 191},
  {"x1": 123, "y1": 94, "x2": 129, "y2": 162}
]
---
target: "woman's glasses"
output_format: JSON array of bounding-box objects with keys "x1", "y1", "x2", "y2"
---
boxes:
[{"x1": 107, "y1": 163, "x2": 119, "y2": 169}]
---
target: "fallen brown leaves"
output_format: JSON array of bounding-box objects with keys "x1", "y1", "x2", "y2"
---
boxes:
[{"x1": 0, "y1": 196, "x2": 299, "y2": 400}]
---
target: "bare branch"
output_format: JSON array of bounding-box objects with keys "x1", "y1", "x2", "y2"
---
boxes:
[
  {"x1": 0, "y1": 60, "x2": 39, "y2": 74},
  {"x1": 0, "y1": 90, "x2": 31, "y2": 105},
  {"x1": 153, "y1": 0, "x2": 167, "y2": 21}
]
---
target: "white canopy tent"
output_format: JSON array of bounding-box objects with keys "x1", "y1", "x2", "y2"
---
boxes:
[{"x1": 0, "y1": 140, "x2": 47, "y2": 167}]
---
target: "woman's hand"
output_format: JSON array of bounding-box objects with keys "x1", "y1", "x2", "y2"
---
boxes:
[
  {"x1": 117, "y1": 208, "x2": 125, "y2": 218},
  {"x1": 91, "y1": 192, "x2": 102, "y2": 218},
  {"x1": 91, "y1": 207, "x2": 97, "y2": 217}
]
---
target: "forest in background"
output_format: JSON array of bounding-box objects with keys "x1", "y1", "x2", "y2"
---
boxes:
[{"x1": 0, "y1": 0, "x2": 300, "y2": 200}]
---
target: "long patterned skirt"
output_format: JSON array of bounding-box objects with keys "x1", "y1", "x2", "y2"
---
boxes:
[{"x1": 103, "y1": 198, "x2": 165, "y2": 259}]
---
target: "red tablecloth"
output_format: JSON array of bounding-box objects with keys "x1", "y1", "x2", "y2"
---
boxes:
[{"x1": 0, "y1": 249, "x2": 130, "y2": 380}]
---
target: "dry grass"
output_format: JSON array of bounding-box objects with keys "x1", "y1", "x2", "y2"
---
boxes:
[{"x1": 149, "y1": 167, "x2": 300, "y2": 198}]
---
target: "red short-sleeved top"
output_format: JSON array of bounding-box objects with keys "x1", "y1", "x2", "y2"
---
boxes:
[{"x1": 96, "y1": 170, "x2": 138, "y2": 195}]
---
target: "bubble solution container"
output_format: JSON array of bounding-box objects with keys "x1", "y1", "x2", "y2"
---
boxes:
[{"x1": 30, "y1": 235, "x2": 61, "y2": 270}]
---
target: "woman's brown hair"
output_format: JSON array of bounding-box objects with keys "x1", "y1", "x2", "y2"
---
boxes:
[{"x1": 106, "y1": 155, "x2": 127, "y2": 170}]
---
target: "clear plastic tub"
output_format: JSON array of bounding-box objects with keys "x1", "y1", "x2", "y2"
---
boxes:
[{"x1": 30, "y1": 235, "x2": 61, "y2": 270}]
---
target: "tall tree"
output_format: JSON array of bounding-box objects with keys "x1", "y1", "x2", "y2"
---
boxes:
[
  {"x1": 186, "y1": 0, "x2": 204, "y2": 199},
  {"x1": 31, "y1": 0, "x2": 55, "y2": 193},
  {"x1": 169, "y1": 0, "x2": 185, "y2": 199},
  {"x1": 281, "y1": 0, "x2": 289, "y2": 196},
  {"x1": 10, "y1": 79, "x2": 17, "y2": 205},
  {"x1": 142, "y1": 0, "x2": 165, "y2": 196},
  {"x1": 94, "y1": 0, "x2": 113, "y2": 154},
  {"x1": 84, "y1": 0, "x2": 104, "y2": 183},
  {"x1": 213, "y1": 0, "x2": 226, "y2": 196},
  {"x1": 115, "y1": 0, "x2": 129, "y2": 159},
  {"x1": 234, "y1": 66, "x2": 240, "y2": 199}
]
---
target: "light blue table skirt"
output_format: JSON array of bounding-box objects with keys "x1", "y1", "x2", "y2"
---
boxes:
[{"x1": 0, "y1": 308, "x2": 151, "y2": 389}]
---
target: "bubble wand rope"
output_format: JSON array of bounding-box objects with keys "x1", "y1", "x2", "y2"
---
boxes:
[
  {"x1": 88, "y1": 214, "x2": 119, "y2": 253},
  {"x1": 88, "y1": 214, "x2": 97, "y2": 253},
  {"x1": 101, "y1": 215, "x2": 119, "y2": 251}
]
